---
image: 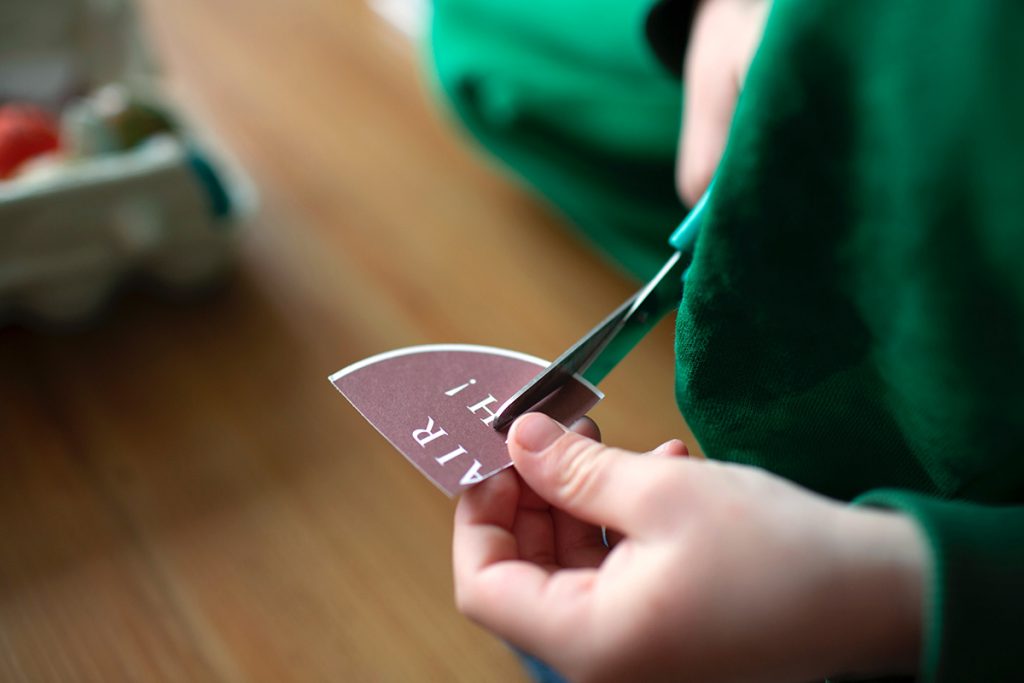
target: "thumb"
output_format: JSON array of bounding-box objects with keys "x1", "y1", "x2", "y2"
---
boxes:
[{"x1": 507, "y1": 413, "x2": 656, "y2": 534}]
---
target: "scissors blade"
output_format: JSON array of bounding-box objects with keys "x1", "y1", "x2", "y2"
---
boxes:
[
  {"x1": 580, "y1": 249, "x2": 686, "y2": 384},
  {"x1": 492, "y1": 250, "x2": 686, "y2": 432}
]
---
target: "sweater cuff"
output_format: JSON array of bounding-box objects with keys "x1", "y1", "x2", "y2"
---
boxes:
[
  {"x1": 644, "y1": 0, "x2": 698, "y2": 77},
  {"x1": 853, "y1": 489, "x2": 1024, "y2": 683}
]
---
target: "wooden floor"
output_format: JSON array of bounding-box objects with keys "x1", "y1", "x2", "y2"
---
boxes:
[{"x1": 0, "y1": 1, "x2": 691, "y2": 680}]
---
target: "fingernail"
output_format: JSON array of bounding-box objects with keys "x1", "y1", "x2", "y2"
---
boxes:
[
  {"x1": 653, "y1": 439, "x2": 689, "y2": 457},
  {"x1": 511, "y1": 413, "x2": 565, "y2": 454}
]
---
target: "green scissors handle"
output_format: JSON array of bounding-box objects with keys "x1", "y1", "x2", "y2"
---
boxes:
[{"x1": 669, "y1": 186, "x2": 710, "y2": 252}]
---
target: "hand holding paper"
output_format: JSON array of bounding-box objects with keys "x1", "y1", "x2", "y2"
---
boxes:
[
  {"x1": 454, "y1": 413, "x2": 927, "y2": 683},
  {"x1": 329, "y1": 344, "x2": 602, "y2": 496}
]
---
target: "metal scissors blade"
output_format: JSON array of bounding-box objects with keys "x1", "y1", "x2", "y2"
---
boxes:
[
  {"x1": 491, "y1": 189, "x2": 710, "y2": 433},
  {"x1": 491, "y1": 250, "x2": 686, "y2": 431}
]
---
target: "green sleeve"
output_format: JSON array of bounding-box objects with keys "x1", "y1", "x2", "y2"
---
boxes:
[
  {"x1": 676, "y1": 1, "x2": 1024, "y2": 497},
  {"x1": 427, "y1": 3, "x2": 1024, "y2": 678},
  {"x1": 675, "y1": 2, "x2": 1024, "y2": 679},
  {"x1": 644, "y1": 0, "x2": 698, "y2": 77},
  {"x1": 854, "y1": 491, "x2": 1024, "y2": 683}
]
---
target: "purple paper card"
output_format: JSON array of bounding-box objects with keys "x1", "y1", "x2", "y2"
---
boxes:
[{"x1": 329, "y1": 344, "x2": 603, "y2": 497}]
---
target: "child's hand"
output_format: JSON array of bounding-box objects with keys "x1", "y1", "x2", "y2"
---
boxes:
[
  {"x1": 678, "y1": 0, "x2": 771, "y2": 203},
  {"x1": 453, "y1": 413, "x2": 927, "y2": 683}
]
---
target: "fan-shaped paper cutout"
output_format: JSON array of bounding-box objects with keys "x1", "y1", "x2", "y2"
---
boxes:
[{"x1": 329, "y1": 344, "x2": 603, "y2": 496}]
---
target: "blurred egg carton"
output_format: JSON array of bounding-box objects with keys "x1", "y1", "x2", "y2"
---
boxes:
[
  {"x1": 0, "y1": 130, "x2": 252, "y2": 324},
  {"x1": 0, "y1": 0, "x2": 255, "y2": 325}
]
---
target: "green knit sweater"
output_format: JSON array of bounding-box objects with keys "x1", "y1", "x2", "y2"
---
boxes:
[{"x1": 427, "y1": 1, "x2": 1024, "y2": 681}]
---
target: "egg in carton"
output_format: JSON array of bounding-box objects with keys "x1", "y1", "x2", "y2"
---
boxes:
[{"x1": 0, "y1": 0, "x2": 254, "y2": 325}]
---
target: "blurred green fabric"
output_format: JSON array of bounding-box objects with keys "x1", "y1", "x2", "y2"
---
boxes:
[
  {"x1": 427, "y1": 0, "x2": 686, "y2": 280},
  {"x1": 427, "y1": 1, "x2": 1024, "y2": 681},
  {"x1": 689, "y1": 3, "x2": 1024, "y2": 681}
]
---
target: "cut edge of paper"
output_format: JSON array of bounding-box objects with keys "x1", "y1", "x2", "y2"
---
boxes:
[
  {"x1": 327, "y1": 379, "x2": 457, "y2": 496},
  {"x1": 327, "y1": 343, "x2": 603, "y2": 398}
]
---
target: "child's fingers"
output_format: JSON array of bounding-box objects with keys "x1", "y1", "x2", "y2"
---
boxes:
[
  {"x1": 514, "y1": 417, "x2": 599, "y2": 511},
  {"x1": 455, "y1": 467, "x2": 520, "y2": 529},
  {"x1": 599, "y1": 441, "x2": 688, "y2": 549},
  {"x1": 678, "y1": 0, "x2": 739, "y2": 205},
  {"x1": 678, "y1": 0, "x2": 770, "y2": 205},
  {"x1": 457, "y1": 559, "x2": 598, "y2": 660},
  {"x1": 453, "y1": 471, "x2": 522, "y2": 575},
  {"x1": 553, "y1": 507, "x2": 609, "y2": 568},
  {"x1": 512, "y1": 501, "x2": 558, "y2": 568},
  {"x1": 508, "y1": 414, "x2": 663, "y2": 536},
  {"x1": 454, "y1": 473, "x2": 597, "y2": 655},
  {"x1": 544, "y1": 415, "x2": 609, "y2": 567},
  {"x1": 568, "y1": 415, "x2": 601, "y2": 442},
  {"x1": 650, "y1": 439, "x2": 689, "y2": 458}
]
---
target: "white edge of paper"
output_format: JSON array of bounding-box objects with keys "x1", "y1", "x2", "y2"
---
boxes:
[{"x1": 327, "y1": 343, "x2": 603, "y2": 399}]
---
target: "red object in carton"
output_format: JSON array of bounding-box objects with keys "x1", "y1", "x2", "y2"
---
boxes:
[{"x1": 0, "y1": 105, "x2": 61, "y2": 179}]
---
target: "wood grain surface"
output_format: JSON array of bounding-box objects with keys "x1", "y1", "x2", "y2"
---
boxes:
[{"x1": 0, "y1": 0, "x2": 692, "y2": 680}]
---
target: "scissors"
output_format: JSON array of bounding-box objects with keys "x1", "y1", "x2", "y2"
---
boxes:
[{"x1": 492, "y1": 190, "x2": 711, "y2": 432}]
